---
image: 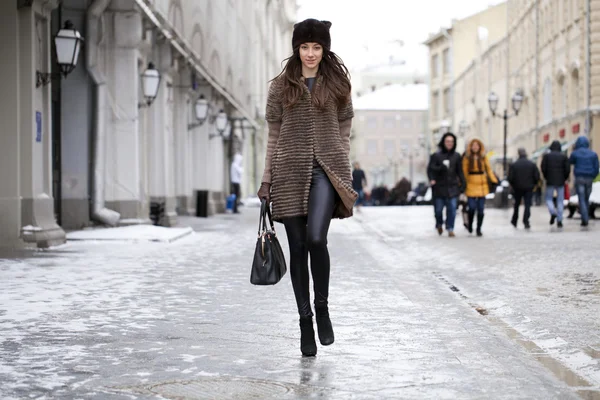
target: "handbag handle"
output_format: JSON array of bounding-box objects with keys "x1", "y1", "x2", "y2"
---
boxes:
[{"x1": 258, "y1": 199, "x2": 276, "y2": 236}]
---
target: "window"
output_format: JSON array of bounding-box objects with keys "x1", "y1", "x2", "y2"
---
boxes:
[
  {"x1": 543, "y1": 78, "x2": 553, "y2": 123},
  {"x1": 367, "y1": 140, "x2": 378, "y2": 155},
  {"x1": 443, "y1": 88, "x2": 451, "y2": 116},
  {"x1": 443, "y1": 48, "x2": 451, "y2": 75},
  {"x1": 402, "y1": 117, "x2": 413, "y2": 129},
  {"x1": 383, "y1": 116, "x2": 396, "y2": 129},
  {"x1": 432, "y1": 91, "x2": 439, "y2": 118},
  {"x1": 432, "y1": 54, "x2": 439, "y2": 78},
  {"x1": 367, "y1": 116, "x2": 378, "y2": 130},
  {"x1": 384, "y1": 140, "x2": 395, "y2": 158}
]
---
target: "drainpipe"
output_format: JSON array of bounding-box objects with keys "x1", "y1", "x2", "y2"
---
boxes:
[
  {"x1": 87, "y1": 0, "x2": 121, "y2": 226},
  {"x1": 585, "y1": 0, "x2": 592, "y2": 137}
]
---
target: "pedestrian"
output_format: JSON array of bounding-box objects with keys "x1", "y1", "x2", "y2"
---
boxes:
[
  {"x1": 230, "y1": 153, "x2": 243, "y2": 214},
  {"x1": 569, "y1": 136, "x2": 600, "y2": 226},
  {"x1": 427, "y1": 132, "x2": 466, "y2": 237},
  {"x1": 352, "y1": 162, "x2": 367, "y2": 210},
  {"x1": 256, "y1": 19, "x2": 357, "y2": 357},
  {"x1": 508, "y1": 148, "x2": 540, "y2": 229},
  {"x1": 541, "y1": 140, "x2": 570, "y2": 228},
  {"x1": 461, "y1": 138, "x2": 498, "y2": 236}
]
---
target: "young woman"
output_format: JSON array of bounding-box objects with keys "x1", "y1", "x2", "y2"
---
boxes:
[
  {"x1": 257, "y1": 19, "x2": 357, "y2": 357},
  {"x1": 462, "y1": 138, "x2": 498, "y2": 236}
]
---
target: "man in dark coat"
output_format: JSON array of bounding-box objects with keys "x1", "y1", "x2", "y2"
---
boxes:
[
  {"x1": 541, "y1": 140, "x2": 570, "y2": 227},
  {"x1": 427, "y1": 132, "x2": 466, "y2": 237},
  {"x1": 508, "y1": 148, "x2": 541, "y2": 229},
  {"x1": 569, "y1": 136, "x2": 599, "y2": 226}
]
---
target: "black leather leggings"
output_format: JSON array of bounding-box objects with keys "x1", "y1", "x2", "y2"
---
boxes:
[{"x1": 283, "y1": 162, "x2": 337, "y2": 318}]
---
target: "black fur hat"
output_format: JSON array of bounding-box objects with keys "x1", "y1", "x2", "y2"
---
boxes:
[{"x1": 292, "y1": 19, "x2": 332, "y2": 50}]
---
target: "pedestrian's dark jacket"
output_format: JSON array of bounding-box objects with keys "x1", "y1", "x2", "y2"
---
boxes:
[
  {"x1": 569, "y1": 136, "x2": 599, "y2": 179},
  {"x1": 508, "y1": 154, "x2": 541, "y2": 191},
  {"x1": 427, "y1": 132, "x2": 466, "y2": 198},
  {"x1": 541, "y1": 140, "x2": 570, "y2": 186},
  {"x1": 352, "y1": 168, "x2": 366, "y2": 191}
]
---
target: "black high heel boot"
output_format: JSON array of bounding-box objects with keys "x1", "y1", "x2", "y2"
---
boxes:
[
  {"x1": 299, "y1": 317, "x2": 317, "y2": 356},
  {"x1": 476, "y1": 213, "x2": 484, "y2": 236},
  {"x1": 467, "y1": 210, "x2": 475, "y2": 234},
  {"x1": 315, "y1": 307, "x2": 334, "y2": 346}
]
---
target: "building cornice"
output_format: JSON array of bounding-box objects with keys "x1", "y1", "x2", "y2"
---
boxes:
[{"x1": 423, "y1": 28, "x2": 452, "y2": 46}]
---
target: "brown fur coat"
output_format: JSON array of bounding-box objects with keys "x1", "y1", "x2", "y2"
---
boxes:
[{"x1": 261, "y1": 75, "x2": 357, "y2": 222}]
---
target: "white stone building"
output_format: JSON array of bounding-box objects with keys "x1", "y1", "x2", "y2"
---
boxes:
[
  {"x1": 0, "y1": 0, "x2": 295, "y2": 248},
  {"x1": 352, "y1": 84, "x2": 430, "y2": 189}
]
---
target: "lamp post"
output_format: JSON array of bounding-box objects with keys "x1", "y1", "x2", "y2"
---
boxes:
[
  {"x1": 140, "y1": 62, "x2": 161, "y2": 107},
  {"x1": 36, "y1": 20, "x2": 84, "y2": 87},
  {"x1": 488, "y1": 90, "x2": 523, "y2": 179}
]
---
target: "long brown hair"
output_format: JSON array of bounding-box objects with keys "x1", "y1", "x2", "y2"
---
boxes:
[{"x1": 272, "y1": 47, "x2": 351, "y2": 110}]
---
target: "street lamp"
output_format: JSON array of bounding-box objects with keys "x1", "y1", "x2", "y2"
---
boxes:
[
  {"x1": 36, "y1": 20, "x2": 84, "y2": 87},
  {"x1": 194, "y1": 95, "x2": 209, "y2": 123},
  {"x1": 188, "y1": 95, "x2": 210, "y2": 130},
  {"x1": 140, "y1": 62, "x2": 161, "y2": 107},
  {"x1": 488, "y1": 90, "x2": 523, "y2": 179},
  {"x1": 440, "y1": 119, "x2": 451, "y2": 134},
  {"x1": 215, "y1": 110, "x2": 229, "y2": 134}
]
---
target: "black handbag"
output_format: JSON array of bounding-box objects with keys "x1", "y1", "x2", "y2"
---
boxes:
[
  {"x1": 485, "y1": 163, "x2": 500, "y2": 194},
  {"x1": 250, "y1": 200, "x2": 287, "y2": 285}
]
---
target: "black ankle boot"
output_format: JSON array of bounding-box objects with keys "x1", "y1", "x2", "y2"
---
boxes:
[
  {"x1": 476, "y1": 213, "x2": 484, "y2": 236},
  {"x1": 299, "y1": 317, "x2": 317, "y2": 356},
  {"x1": 315, "y1": 307, "x2": 334, "y2": 346},
  {"x1": 467, "y1": 210, "x2": 475, "y2": 234}
]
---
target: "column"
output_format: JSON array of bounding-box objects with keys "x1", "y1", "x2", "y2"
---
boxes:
[
  {"x1": 173, "y1": 71, "x2": 193, "y2": 215},
  {"x1": 58, "y1": 0, "x2": 92, "y2": 229},
  {"x1": 0, "y1": 2, "x2": 22, "y2": 246},
  {"x1": 190, "y1": 94, "x2": 211, "y2": 216},
  {"x1": 104, "y1": 7, "x2": 146, "y2": 222},
  {"x1": 18, "y1": 1, "x2": 66, "y2": 248},
  {"x1": 147, "y1": 42, "x2": 177, "y2": 226}
]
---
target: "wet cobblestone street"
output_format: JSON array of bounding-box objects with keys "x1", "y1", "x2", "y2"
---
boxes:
[{"x1": 0, "y1": 206, "x2": 598, "y2": 399}]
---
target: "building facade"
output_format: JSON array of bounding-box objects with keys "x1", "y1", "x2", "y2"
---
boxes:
[
  {"x1": 434, "y1": 0, "x2": 600, "y2": 177},
  {"x1": 424, "y1": 2, "x2": 508, "y2": 153},
  {"x1": 352, "y1": 84, "x2": 429, "y2": 189},
  {"x1": 0, "y1": 0, "x2": 295, "y2": 248}
]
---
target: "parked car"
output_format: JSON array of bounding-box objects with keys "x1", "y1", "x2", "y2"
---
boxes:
[{"x1": 567, "y1": 181, "x2": 600, "y2": 219}]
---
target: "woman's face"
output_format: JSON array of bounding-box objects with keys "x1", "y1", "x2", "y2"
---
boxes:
[
  {"x1": 299, "y1": 42, "x2": 323, "y2": 71},
  {"x1": 471, "y1": 141, "x2": 481, "y2": 153}
]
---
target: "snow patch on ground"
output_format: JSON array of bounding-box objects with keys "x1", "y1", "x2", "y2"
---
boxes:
[{"x1": 66, "y1": 225, "x2": 193, "y2": 243}]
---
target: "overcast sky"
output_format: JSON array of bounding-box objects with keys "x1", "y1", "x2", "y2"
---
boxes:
[{"x1": 296, "y1": 0, "x2": 505, "y2": 74}]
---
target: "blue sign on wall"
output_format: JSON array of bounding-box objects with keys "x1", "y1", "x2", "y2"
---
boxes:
[{"x1": 35, "y1": 111, "x2": 42, "y2": 143}]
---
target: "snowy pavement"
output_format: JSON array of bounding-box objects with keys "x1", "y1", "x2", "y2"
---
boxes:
[{"x1": 0, "y1": 206, "x2": 598, "y2": 399}]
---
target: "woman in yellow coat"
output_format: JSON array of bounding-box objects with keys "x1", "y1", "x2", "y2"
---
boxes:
[{"x1": 462, "y1": 138, "x2": 498, "y2": 236}]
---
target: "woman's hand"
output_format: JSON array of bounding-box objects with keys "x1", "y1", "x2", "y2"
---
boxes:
[{"x1": 257, "y1": 182, "x2": 271, "y2": 203}]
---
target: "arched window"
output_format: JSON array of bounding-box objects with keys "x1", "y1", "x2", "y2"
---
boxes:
[{"x1": 543, "y1": 78, "x2": 553, "y2": 123}]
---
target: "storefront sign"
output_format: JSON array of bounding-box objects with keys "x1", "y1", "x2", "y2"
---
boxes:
[{"x1": 35, "y1": 111, "x2": 42, "y2": 143}]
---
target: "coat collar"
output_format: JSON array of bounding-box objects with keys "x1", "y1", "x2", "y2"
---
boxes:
[{"x1": 300, "y1": 75, "x2": 323, "y2": 95}]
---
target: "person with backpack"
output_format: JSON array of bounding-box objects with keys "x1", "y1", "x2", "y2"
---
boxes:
[
  {"x1": 541, "y1": 140, "x2": 570, "y2": 228},
  {"x1": 569, "y1": 136, "x2": 600, "y2": 226},
  {"x1": 508, "y1": 148, "x2": 541, "y2": 229}
]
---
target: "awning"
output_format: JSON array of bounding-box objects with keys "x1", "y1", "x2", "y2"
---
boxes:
[
  {"x1": 134, "y1": 0, "x2": 259, "y2": 130},
  {"x1": 561, "y1": 137, "x2": 577, "y2": 151},
  {"x1": 531, "y1": 145, "x2": 549, "y2": 160},
  {"x1": 531, "y1": 138, "x2": 578, "y2": 160}
]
